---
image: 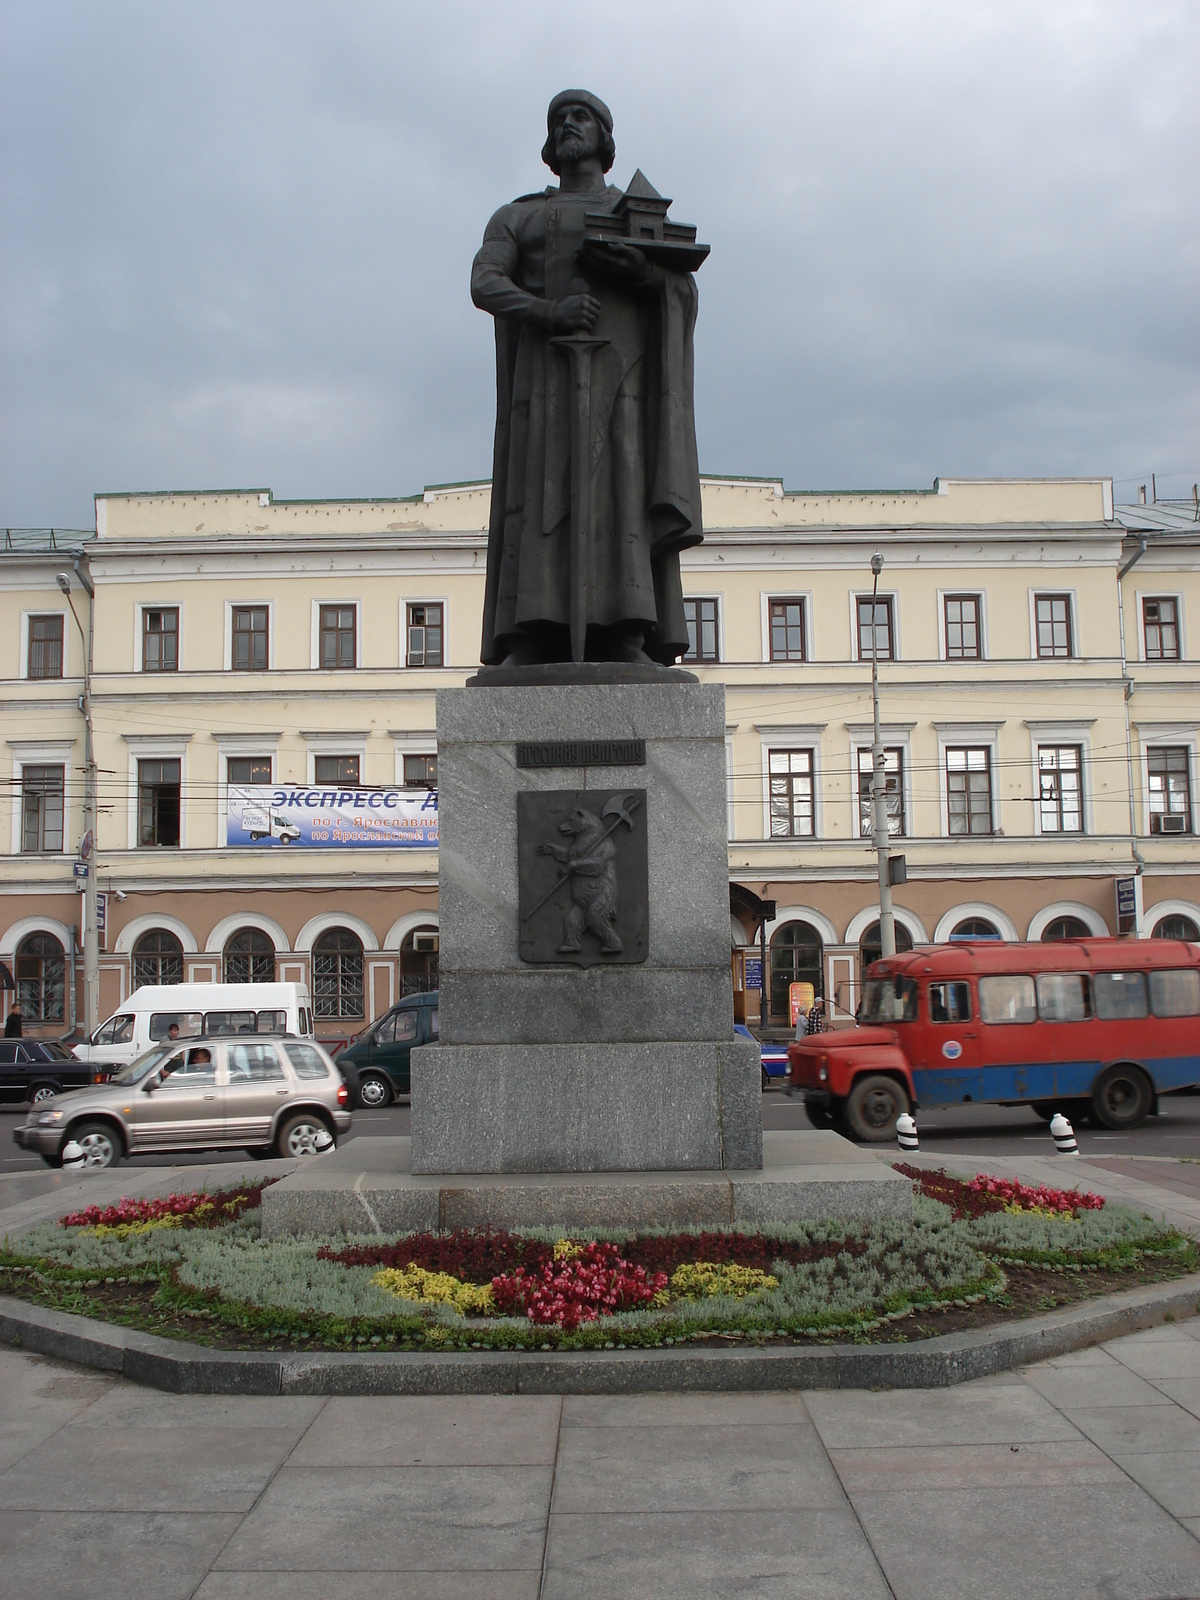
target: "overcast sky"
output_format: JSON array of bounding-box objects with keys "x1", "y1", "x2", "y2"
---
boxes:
[{"x1": 2, "y1": 1, "x2": 1197, "y2": 529}]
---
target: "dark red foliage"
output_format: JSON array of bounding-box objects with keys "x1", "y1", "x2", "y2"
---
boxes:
[
  {"x1": 491, "y1": 1242, "x2": 668, "y2": 1330},
  {"x1": 623, "y1": 1230, "x2": 866, "y2": 1276},
  {"x1": 318, "y1": 1229, "x2": 554, "y2": 1281},
  {"x1": 894, "y1": 1163, "x2": 1103, "y2": 1221}
]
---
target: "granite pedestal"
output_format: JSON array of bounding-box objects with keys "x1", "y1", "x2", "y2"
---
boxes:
[{"x1": 410, "y1": 681, "x2": 762, "y2": 1174}]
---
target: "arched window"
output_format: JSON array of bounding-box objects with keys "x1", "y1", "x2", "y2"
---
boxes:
[
  {"x1": 313, "y1": 928, "x2": 364, "y2": 1018},
  {"x1": 400, "y1": 926, "x2": 439, "y2": 996},
  {"x1": 15, "y1": 932, "x2": 65, "y2": 1023},
  {"x1": 132, "y1": 929, "x2": 185, "y2": 988},
  {"x1": 769, "y1": 921, "x2": 823, "y2": 1022},
  {"x1": 223, "y1": 928, "x2": 275, "y2": 984},
  {"x1": 858, "y1": 920, "x2": 914, "y2": 971},
  {"x1": 950, "y1": 917, "x2": 1001, "y2": 940},
  {"x1": 1153, "y1": 913, "x2": 1200, "y2": 943},
  {"x1": 1041, "y1": 915, "x2": 1091, "y2": 942}
]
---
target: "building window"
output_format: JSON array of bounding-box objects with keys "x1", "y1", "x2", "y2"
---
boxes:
[
  {"x1": 403, "y1": 753, "x2": 438, "y2": 789},
  {"x1": 1041, "y1": 915, "x2": 1091, "y2": 941},
  {"x1": 946, "y1": 747, "x2": 993, "y2": 836},
  {"x1": 15, "y1": 933, "x2": 65, "y2": 1023},
  {"x1": 133, "y1": 929, "x2": 185, "y2": 988},
  {"x1": 951, "y1": 916, "x2": 1001, "y2": 940},
  {"x1": 1143, "y1": 597, "x2": 1180, "y2": 661},
  {"x1": 142, "y1": 608, "x2": 178, "y2": 672},
  {"x1": 768, "y1": 599, "x2": 806, "y2": 663},
  {"x1": 400, "y1": 926, "x2": 439, "y2": 995},
  {"x1": 768, "y1": 749, "x2": 814, "y2": 837},
  {"x1": 312, "y1": 928, "x2": 364, "y2": 1019},
  {"x1": 320, "y1": 605, "x2": 357, "y2": 669},
  {"x1": 1148, "y1": 747, "x2": 1192, "y2": 834},
  {"x1": 944, "y1": 595, "x2": 981, "y2": 660},
  {"x1": 223, "y1": 928, "x2": 275, "y2": 984},
  {"x1": 315, "y1": 755, "x2": 360, "y2": 785},
  {"x1": 1038, "y1": 745, "x2": 1083, "y2": 833},
  {"x1": 21, "y1": 766, "x2": 65, "y2": 854},
  {"x1": 769, "y1": 921, "x2": 824, "y2": 1023},
  {"x1": 406, "y1": 603, "x2": 443, "y2": 667},
  {"x1": 856, "y1": 596, "x2": 893, "y2": 661},
  {"x1": 27, "y1": 615, "x2": 64, "y2": 679},
  {"x1": 232, "y1": 606, "x2": 269, "y2": 671},
  {"x1": 227, "y1": 757, "x2": 272, "y2": 785},
  {"x1": 857, "y1": 748, "x2": 905, "y2": 838},
  {"x1": 138, "y1": 759, "x2": 181, "y2": 847},
  {"x1": 1153, "y1": 913, "x2": 1199, "y2": 942},
  {"x1": 1035, "y1": 594, "x2": 1074, "y2": 658},
  {"x1": 683, "y1": 598, "x2": 719, "y2": 662},
  {"x1": 858, "y1": 920, "x2": 914, "y2": 971}
]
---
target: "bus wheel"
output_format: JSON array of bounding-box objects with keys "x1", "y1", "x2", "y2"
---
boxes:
[
  {"x1": 1092, "y1": 1064, "x2": 1153, "y2": 1131},
  {"x1": 1030, "y1": 1103, "x2": 1056, "y2": 1122},
  {"x1": 845, "y1": 1075, "x2": 909, "y2": 1142}
]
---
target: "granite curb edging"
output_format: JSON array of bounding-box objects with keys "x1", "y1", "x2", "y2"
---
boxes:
[{"x1": 2, "y1": 1272, "x2": 1198, "y2": 1396}]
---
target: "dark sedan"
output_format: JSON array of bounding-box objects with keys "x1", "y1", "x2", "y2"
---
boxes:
[{"x1": 0, "y1": 1040, "x2": 99, "y2": 1105}]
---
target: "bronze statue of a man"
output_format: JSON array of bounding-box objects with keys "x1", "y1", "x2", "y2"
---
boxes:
[{"x1": 471, "y1": 91, "x2": 705, "y2": 669}]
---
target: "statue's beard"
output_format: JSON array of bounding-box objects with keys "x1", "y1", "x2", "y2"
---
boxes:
[{"x1": 556, "y1": 132, "x2": 592, "y2": 163}]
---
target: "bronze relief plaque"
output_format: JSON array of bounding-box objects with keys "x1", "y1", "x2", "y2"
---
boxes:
[{"x1": 517, "y1": 790, "x2": 649, "y2": 967}]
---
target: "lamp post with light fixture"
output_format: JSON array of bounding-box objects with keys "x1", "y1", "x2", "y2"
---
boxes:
[
  {"x1": 868, "y1": 553, "x2": 896, "y2": 960},
  {"x1": 57, "y1": 569, "x2": 99, "y2": 1034}
]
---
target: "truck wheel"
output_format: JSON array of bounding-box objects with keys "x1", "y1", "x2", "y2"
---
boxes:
[
  {"x1": 805, "y1": 1103, "x2": 834, "y2": 1131},
  {"x1": 844, "y1": 1075, "x2": 909, "y2": 1142},
  {"x1": 356, "y1": 1072, "x2": 393, "y2": 1109},
  {"x1": 1092, "y1": 1064, "x2": 1152, "y2": 1131}
]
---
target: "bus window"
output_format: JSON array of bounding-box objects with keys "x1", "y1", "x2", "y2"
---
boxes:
[
  {"x1": 979, "y1": 974, "x2": 1036, "y2": 1024},
  {"x1": 1035, "y1": 972, "x2": 1090, "y2": 1022},
  {"x1": 256, "y1": 1010, "x2": 287, "y2": 1033},
  {"x1": 204, "y1": 1010, "x2": 258, "y2": 1036},
  {"x1": 929, "y1": 981, "x2": 971, "y2": 1023},
  {"x1": 1092, "y1": 972, "x2": 1148, "y2": 1021},
  {"x1": 1148, "y1": 969, "x2": 1200, "y2": 1018},
  {"x1": 149, "y1": 1011, "x2": 203, "y2": 1041},
  {"x1": 860, "y1": 977, "x2": 918, "y2": 1024}
]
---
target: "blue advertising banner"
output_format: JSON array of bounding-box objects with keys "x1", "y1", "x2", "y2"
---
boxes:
[{"x1": 226, "y1": 785, "x2": 438, "y2": 848}]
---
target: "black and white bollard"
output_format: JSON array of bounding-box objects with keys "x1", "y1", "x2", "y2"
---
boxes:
[
  {"x1": 60, "y1": 1140, "x2": 85, "y2": 1170},
  {"x1": 1049, "y1": 1113, "x2": 1078, "y2": 1155},
  {"x1": 315, "y1": 1128, "x2": 335, "y2": 1155},
  {"x1": 896, "y1": 1113, "x2": 919, "y2": 1153}
]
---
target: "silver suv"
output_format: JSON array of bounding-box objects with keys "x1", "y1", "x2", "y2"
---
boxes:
[{"x1": 13, "y1": 1036, "x2": 351, "y2": 1169}]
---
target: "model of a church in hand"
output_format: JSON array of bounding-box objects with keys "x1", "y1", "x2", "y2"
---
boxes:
[{"x1": 585, "y1": 169, "x2": 710, "y2": 271}]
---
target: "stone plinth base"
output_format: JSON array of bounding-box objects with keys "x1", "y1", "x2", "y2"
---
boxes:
[
  {"x1": 411, "y1": 1039, "x2": 761, "y2": 1174},
  {"x1": 259, "y1": 1132, "x2": 912, "y2": 1239}
]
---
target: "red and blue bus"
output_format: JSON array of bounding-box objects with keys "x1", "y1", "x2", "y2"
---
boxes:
[{"x1": 788, "y1": 937, "x2": 1200, "y2": 1141}]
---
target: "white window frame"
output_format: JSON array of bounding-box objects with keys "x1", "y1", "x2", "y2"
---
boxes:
[
  {"x1": 847, "y1": 726, "x2": 914, "y2": 841},
  {"x1": 1025, "y1": 720, "x2": 1095, "y2": 837},
  {"x1": 760, "y1": 592, "x2": 813, "y2": 665},
  {"x1": 1028, "y1": 588, "x2": 1079, "y2": 661},
  {"x1": 310, "y1": 599, "x2": 362, "y2": 672},
  {"x1": 224, "y1": 600, "x2": 276, "y2": 672},
  {"x1": 305, "y1": 733, "x2": 370, "y2": 787},
  {"x1": 758, "y1": 727, "x2": 826, "y2": 840},
  {"x1": 399, "y1": 595, "x2": 451, "y2": 670},
  {"x1": 1137, "y1": 728, "x2": 1200, "y2": 839},
  {"x1": 681, "y1": 592, "x2": 725, "y2": 664},
  {"x1": 216, "y1": 734, "x2": 282, "y2": 847},
  {"x1": 19, "y1": 609, "x2": 70, "y2": 680},
  {"x1": 850, "y1": 589, "x2": 900, "y2": 662},
  {"x1": 934, "y1": 723, "x2": 1002, "y2": 839},
  {"x1": 6, "y1": 740, "x2": 76, "y2": 855},
  {"x1": 134, "y1": 600, "x2": 185, "y2": 674},
  {"x1": 124, "y1": 735, "x2": 192, "y2": 850},
  {"x1": 1135, "y1": 590, "x2": 1187, "y2": 664},
  {"x1": 936, "y1": 588, "x2": 989, "y2": 663}
]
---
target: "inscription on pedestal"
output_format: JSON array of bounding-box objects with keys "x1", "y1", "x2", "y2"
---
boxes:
[
  {"x1": 516, "y1": 739, "x2": 646, "y2": 769},
  {"x1": 518, "y1": 790, "x2": 649, "y2": 967}
]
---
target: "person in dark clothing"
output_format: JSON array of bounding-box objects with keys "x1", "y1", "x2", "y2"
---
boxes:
[{"x1": 4, "y1": 1004, "x2": 22, "y2": 1038}]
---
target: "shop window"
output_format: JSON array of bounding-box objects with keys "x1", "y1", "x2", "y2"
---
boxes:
[
  {"x1": 1041, "y1": 915, "x2": 1091, "y2": 941},
  {"x1": 132, "y1": 929, "x2": 185, "y2": 988},
  {"x1": 1152, "y1": 913, "x2": 1199, "y2": 942},
  {"x1": 400, "y1": 927, "x2": 439, "y2": 996},
  {"x1": 858, "y1": 920, "x2": 913, "y2": 971},
  {"x1": 223, "y1": 928, "x2": 275, "y2": 984},
  {"x1": 15, "y1": 933, "x2": 65, "y2": 1023},
  {"x1": 313, "y1": 928, "x2": 364, "y2": 1019},
  {"x1": 769, "y1": 921, "x2": 823, "y2": 1024},
  {"x1": 951, "y1": 916, "x2": 1001, "y2": 940}
]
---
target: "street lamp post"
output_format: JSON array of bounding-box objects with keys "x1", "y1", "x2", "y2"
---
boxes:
[
  {"x1": 869, "y1": 553, "x2": 896, "y2": 960},
  {"x1": 57, "y1": 569, "x2": 99, "y2": 1034}
]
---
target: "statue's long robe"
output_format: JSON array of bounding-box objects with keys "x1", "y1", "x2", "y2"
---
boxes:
[{"x1": 471, "y1": 183, "x2": 702, "y2": 665}]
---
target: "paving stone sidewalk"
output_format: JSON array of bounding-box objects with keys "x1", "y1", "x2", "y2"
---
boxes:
[{"x1": 1, "y1": 1317, "x2": 1198, "y2": 1600}]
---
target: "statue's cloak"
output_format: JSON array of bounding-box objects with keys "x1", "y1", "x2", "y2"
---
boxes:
[{"x1": 472, "y1": 184, "x2": 702, "y2": 664}]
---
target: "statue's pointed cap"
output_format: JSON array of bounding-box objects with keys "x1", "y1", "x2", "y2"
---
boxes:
[{"x1": 546, "y1": 90, "x2": 613, "y2": 134}]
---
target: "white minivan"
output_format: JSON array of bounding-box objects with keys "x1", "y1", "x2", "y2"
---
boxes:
[{"x1": 73, "y1": 983, "x2": 315, "y2": 1075}]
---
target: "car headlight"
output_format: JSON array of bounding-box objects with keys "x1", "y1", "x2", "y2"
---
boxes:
[{"x1": 37, "y1": 1109, "x2": 65, "y2": 1125}]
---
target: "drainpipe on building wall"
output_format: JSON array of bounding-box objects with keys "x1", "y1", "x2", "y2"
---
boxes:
[
  {"x1": 57, "y1": 560, "x2": 99, "y2": 1033},
  {"x1": 1116, "y1": 537, "x2": 1148, "y2": 931},
  {"x1": 869, "y1": 554, "x2": 896, "y2": 958}
]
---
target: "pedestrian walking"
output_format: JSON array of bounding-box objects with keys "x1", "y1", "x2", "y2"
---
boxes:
[
  {"x1": 4, "y1": 1003, "x2": 22, "y2": 1039},
  {"x1": 805, "y1": 1000, "x2": 823, "y2": 1036}
]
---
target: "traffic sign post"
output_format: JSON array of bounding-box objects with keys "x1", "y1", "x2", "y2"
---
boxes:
[{"x1": 1115, "y1": 875, "x2": 1141, "y2": 936}]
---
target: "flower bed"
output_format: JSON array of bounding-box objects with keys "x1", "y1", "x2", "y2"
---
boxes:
[{"x1": 0, "y1": 1170, "x2": 1192, "y2": 1354}]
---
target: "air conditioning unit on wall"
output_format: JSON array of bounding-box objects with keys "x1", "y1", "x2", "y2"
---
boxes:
[
  {"x1": 412, "y1": 932, "x2": 439, "y2": 953},
  {"x1": 1157, "y1": 814, "x2": 1187, "y2": 834}
]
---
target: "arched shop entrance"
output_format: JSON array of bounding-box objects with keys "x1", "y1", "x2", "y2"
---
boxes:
[
  {"x1": 770, "y1": 921, "x2": 824, "y2": 1024},
  {"x1": 858, "y1": 919, "x2": 913, "y2": 972}
]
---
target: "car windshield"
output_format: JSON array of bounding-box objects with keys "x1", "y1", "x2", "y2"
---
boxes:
[
  {"x1": 859, "y1": 977, "x2": 919, "y2": 1025},
  {"x1": 111, "y1": 1045, "x2": 173, "y2": 1086}
]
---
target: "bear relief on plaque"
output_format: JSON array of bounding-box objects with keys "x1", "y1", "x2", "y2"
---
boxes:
[{"x1": 517, "y1": 790, "x2": 649, "y2": 967}]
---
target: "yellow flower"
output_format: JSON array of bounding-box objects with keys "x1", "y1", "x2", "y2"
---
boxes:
[
  {"x1": 85, "y1": 1216, "x2": 184, "y2": 1240},
  {"x1": 668, "y1": 1262, "x2": 778, "y2": 1301},
  {"x1": 553, "y1": 1238, "x2": 584, "y2": 1262},
  {"x1": 371, "y1": 1266, "x2": 494, "y2": 1315}
]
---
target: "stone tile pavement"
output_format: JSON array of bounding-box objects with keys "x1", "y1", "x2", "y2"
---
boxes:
[{"x1": 2, "y1": 1319, "x2": 1199, "y2": 1599}]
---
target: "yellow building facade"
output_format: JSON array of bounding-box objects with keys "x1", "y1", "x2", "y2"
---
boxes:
[{"x1": 3, "y1": 476, "x2": 1197, "y2": 1042}]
